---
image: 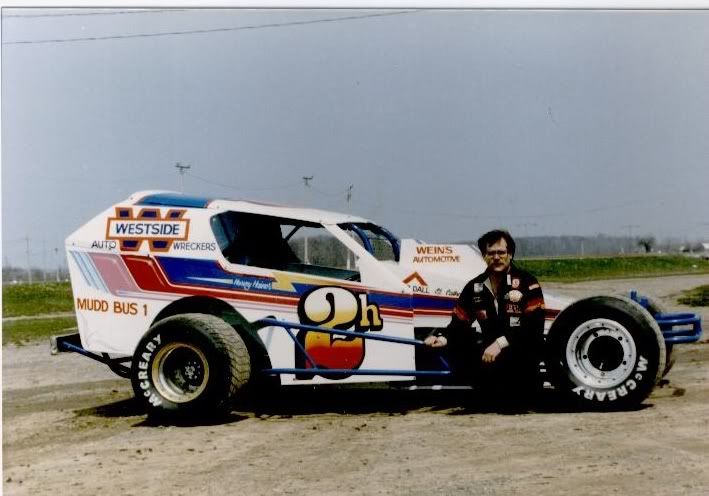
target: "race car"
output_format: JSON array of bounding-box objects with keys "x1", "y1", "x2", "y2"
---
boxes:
[{"x1": 53, "y1": 191, "x2": 702, "y2": 416}]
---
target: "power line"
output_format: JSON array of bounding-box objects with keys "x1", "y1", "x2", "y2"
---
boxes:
[
  {"x1": 3, "y1": 9, "x2": 188, "y2": 19},
  {"x1": 186, "y1": 171, "x2": 300, "y2": 193},
  {"x1": 3, "y1": 10, "x2": 419, "y2": 46}
]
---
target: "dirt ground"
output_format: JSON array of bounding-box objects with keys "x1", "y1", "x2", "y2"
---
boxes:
[{"x1": 3, "y1": 274, "x2": 708, "y2": 495}]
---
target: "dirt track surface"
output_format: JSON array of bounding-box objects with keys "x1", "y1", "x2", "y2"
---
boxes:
[{"x1": 4, "y1": 274, "x2": 709, "y2": 495}]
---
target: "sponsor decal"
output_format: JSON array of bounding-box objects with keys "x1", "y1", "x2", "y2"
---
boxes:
[
  {"x1": 106, "y1": 207, "x2": 190, "y2": 252},
  {"x1": 572, "y1": 356, "x2": 648, "y2": 401},
  {"x1": 296, "y1": 286, "x2": 383, "y2": 377},
  {"x1": 509, "y1": 316, "x2": 521, "y2": 327},
  {"x1": 403, "y1": 271, "x2": 427, "y2": 286},
  {"x1": 412, "y1": 245, "x2": 460, "y2": 263},
  {"x1": 403, "y1": 272, "x2": 430, "y2": 293},
  {"x1": 172, "y1": 241, "x2": 217, "y2": 251},
  {"x1": 76, "y1": 297, "x2": 147, "y2": 316},
  {"x1": 508, "y1": 290, "x2": 523, "y2": 303},
  {"x1": 91, "y1": 240, "x2": 117, "y2": 250},
  {"x1": 505, "y1": 303, "x2": 521, "y2": 314}
]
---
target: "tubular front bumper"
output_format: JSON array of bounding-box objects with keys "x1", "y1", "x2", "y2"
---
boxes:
[{"x1": 630, "y1": 291, "x2": 703, "y2": 344}]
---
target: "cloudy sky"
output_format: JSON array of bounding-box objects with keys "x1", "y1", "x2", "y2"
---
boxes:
[{"x1": 2, "y1": 8, "x2": 708, "y2": 269}]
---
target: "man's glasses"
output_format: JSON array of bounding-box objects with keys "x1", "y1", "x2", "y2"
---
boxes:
[{"x1": 485, "y1": 250, "x2": 508, "y2": 258}]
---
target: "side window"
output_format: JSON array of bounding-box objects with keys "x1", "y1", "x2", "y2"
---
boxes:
[
  {"x1": 210, "y1": 212, "x2": 360, "y2": 281},
  {"x1": 210, "y1": 212, "x2": 297, "y2": 270},
  {"x1": 286, "y1": 226, "x2": 358, "y2": 272}
]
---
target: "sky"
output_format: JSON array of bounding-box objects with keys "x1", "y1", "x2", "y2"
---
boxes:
[{"x1": 2, "y1": 8, "x2": 709, "y2": 270}]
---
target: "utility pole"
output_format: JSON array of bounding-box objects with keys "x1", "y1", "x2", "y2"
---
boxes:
[
  {"x1": 25, "y1": 235, "x2": 32, "y2": 283},
  {"x1": 54, "y1": 247, "x2": 61, "y2": 282},
  {"x1": 42, "y1": 240, "x2": 47, "y2": 282},
  {"x1": 175, "y1": 162, "x2": 191, "y2": 193},
  {"x1": 345, "y1": 184, "x2": 354, "y2": 270},
  {"x1": 302, "y1": 176, "x2": 313, "y2": 263}
]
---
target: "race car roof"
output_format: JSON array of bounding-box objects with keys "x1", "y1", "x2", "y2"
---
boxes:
[{"x1": 129, "y1": 191, "x2": 371, "y2": 225}]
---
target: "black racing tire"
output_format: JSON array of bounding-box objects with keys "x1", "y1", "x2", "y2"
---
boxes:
[
  {"x1": 131, "y1": 313, "x2": 251, "y2": 417},
  {"x1": 638, "y1": 295, "x2": 674, "y2": 378},
  {"x1": 624, "y1": 293, "x2": 674, "y2": 378},
  {"x1": 547, "y1": 296, "x2": 665, "y2": 410}
]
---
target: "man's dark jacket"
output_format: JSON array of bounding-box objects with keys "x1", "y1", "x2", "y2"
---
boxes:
[{"x1": 438, "y1": 264, "x2": 545, "y2": 354}]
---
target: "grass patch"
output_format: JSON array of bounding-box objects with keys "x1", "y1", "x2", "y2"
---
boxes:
[
  {"x1": 2, "y1": 316, "x2": 77, "y2": 345},
  {"x1": 2, "y1": 282, "x2": 74, "y2": 317},
  {"x1": 516, "y1": 256, "x2": 709, "y2": 282},
  {"x1": 677, "y1": 285, "x2": 709, "y2": 307}
]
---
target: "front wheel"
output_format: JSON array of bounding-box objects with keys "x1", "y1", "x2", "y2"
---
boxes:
[
  {"x1": 131, "y1": 313, "x2": 251, "y2": 417},
  {"x1": 547, "y1": 296, "x2": 665, "y2": 410}
]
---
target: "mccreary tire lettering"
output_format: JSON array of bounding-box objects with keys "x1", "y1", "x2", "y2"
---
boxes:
[
  {"x1": 572, "y1": 355, "x2": 649, "y2": 401},
  {"x1": 137, "y1": 334, "x2": 163, "y2": 407}
]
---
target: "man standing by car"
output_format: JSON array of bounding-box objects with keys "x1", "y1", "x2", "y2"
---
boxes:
[{"x1": 424, "y1": 229, "x2": 545, "y2": 400}]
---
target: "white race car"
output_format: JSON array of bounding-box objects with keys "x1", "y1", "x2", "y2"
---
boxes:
[{"x1": 53, "y1": 191, "x2": 702, "y2": 416}]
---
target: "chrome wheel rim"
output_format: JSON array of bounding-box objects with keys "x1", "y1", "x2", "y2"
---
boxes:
[
  {"x1": 566, "y1": 318, "x2": 636, "y2": 389},
  {"x1": 151, "y1": 342, "x2": 209, "y2": 403}
]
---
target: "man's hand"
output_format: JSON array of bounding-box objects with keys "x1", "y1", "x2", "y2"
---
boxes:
[
  {"x1": 482, "y1": 341, "x2": 502, "y2": 363},
  {"x1": 424, "y1": 335, "x2": 448, "y2": 348}
]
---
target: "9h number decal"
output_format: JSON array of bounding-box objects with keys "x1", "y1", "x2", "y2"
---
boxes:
[{"x1": 295, "y1": 286, "x2": 383, "y2": 376}]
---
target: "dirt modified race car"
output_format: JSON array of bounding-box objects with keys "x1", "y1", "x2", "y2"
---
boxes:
[{"x1": 53, "y1": 191, "x2": 702, "y2": 416}]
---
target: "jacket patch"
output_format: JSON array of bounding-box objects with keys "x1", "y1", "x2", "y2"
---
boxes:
[
  {"x1": 506, "y1": 303, "x2": 521, "y2": 314},
  {"x1": 508, "y1": 290, "x2": 522, "y2": 303}
]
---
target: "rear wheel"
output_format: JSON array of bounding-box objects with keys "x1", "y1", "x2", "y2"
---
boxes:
[
  {"x1": 547, "y1": 296, "x2": 665, "y2": 409},
  {"x1": 131, "y1": 313, "x2": 251, "y2": 417}
]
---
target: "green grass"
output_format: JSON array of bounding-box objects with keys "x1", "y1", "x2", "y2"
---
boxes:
[
  {"x1": 2, "y1": 282, "x2": 74, "y2": 317},
  {"x1": 1, "y1": 257, "x2": 707, "y2": 344},
  {"x1": 2, "y1": 316, "x2": 77, "y2": 346},
  {"x1": 677, "y1": 285, "x2": 709, "y2": 307},
  {"x1": 516, "y1": 256, "x2": 709, "y2": 282}
]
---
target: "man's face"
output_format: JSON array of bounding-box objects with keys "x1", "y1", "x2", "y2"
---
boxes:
[{"x1": 483, "y1": 238, "x2": 512, "y2": 273}]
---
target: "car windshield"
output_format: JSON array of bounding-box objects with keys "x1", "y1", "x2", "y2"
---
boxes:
[{"x1": 210, "y1": 211, "x2": 361, "y2": 280}]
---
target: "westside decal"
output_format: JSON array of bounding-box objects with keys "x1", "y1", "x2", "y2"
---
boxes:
[
  {"x1": 91, "y1": 240, "x2": 117, "y2": 250},
  {"x1": 172, "y1": 241, "x2": 217, "y2": 251},
  {"x1": 106, "y1": 207, "x2": 190, "y2": 252}
]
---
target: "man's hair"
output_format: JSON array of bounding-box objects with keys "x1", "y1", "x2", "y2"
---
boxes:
[{"x1": 477, "y1": 229, "x2": 516, "y2": 257}]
